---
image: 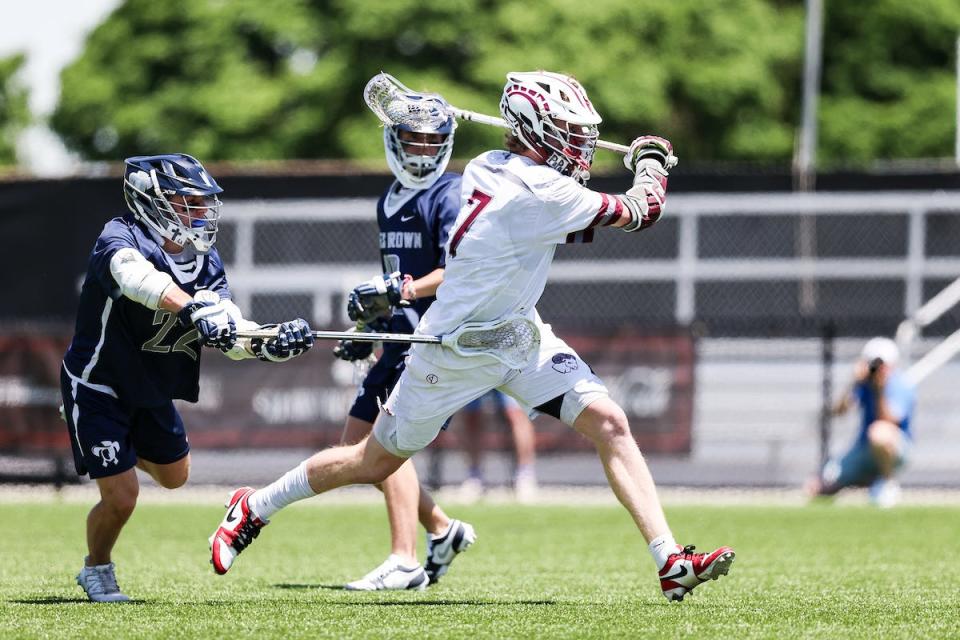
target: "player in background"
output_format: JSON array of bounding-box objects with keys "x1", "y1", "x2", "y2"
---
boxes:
[
  {"x1": 209, "y1": 71, "x2": 734, "y2": 602},
  {"x1": 458, "y1": 390, "x2": 538, "y2": 502},
  {"x1": 807, "y1": 337, "x2": 915, "y2": 507},
  {"x1": 62, "y1": 154, "x2": 313, "y2": 602},
  {"x1": 238, "y1": 113, "x2": 473, "y2": 590}
]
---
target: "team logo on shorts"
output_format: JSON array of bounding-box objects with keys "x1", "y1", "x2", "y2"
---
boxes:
[
  {"x1": 426, "y1": 374, "x2": 439, "y2": 384},
  {"x1": 92, "y1": 440, "x2": 121, "y2": 467},
  {"x1": 551, "y1": 353, "x2": 579, "y2": 374}
]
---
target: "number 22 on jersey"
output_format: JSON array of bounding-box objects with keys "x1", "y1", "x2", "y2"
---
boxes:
[{"x1": 449, "y1": 189, "x2": 492, "y2": 258}]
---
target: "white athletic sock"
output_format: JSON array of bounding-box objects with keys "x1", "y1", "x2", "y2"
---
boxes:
[
  {"x1": 248, "y1": 461, "x2": 315, "y2": 521},
  {"x1": 649, "y1": 533, "x2": 681, "y2": 570}
]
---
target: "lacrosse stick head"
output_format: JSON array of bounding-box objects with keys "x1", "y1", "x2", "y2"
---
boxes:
[
  {"x1": 364, "y1": 73, "x2": 457, "y2": 189},
  {"x1": 445, "y1": 316, "x2": 541, "y2": 369},
  {"x1": 364, "y1": 73, "x2": 453, "y2": 130},
  {"x1": 499, "y1": 71, "x2": 601, "y2": 183}
]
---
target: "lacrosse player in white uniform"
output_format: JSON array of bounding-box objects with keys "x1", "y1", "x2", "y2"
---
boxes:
[{"x1": 209, "y1": 71, "x2": 734, "y2": 601}]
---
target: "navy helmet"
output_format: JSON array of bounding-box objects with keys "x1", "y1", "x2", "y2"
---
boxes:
[{"x1": 123, "y1": 154, "x2": 223, "y2": 253}]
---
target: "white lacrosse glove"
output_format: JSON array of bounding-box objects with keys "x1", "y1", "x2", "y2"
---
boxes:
[
  {"x1": 624, "y1": 135, "x2": 678, "y2": 173},
  {"x1": 177, "y1": 290, "x2": 237, "y2": 351}
]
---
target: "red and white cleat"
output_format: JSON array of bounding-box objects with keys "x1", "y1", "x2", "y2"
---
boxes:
[
  {"x1": 209, "y1": 487, "x2": 267, "y2": 575},
  {"x1": 658, "y1": 544, "x2": 735, "y2": 602}
]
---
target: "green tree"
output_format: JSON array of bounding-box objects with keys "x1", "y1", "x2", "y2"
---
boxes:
[
  {"x1": 818, "y1": 0, "x2": 960, "y2": 165},
  {"x1": 51, "y1": 0, "x2": 805, "y2": 168},
  {"x1": 0, "y1": 53, "x2": 30, "y2": 166},
  {"x1": 51, "y1": 0, "x2": 960, "y2": 168}
]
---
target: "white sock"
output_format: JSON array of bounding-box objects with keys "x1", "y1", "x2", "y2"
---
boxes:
[
  {"x1": 649, "y1": 533, "x2": 681, "y2": 570},
  {"x1": 248, "y1": 461, "x2": 315, "y2": 521}
]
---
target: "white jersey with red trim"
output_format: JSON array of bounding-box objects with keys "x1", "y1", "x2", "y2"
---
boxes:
[{"x1": 418, "y1": 150, "x2": 658, "y2": 343}]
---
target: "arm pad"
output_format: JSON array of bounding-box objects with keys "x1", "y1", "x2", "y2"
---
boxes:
[
  {"x1": 620, "y1": 159, "x2": 668, "y2": 232},
  {"x1": 109, "y1": 248, "x2": 174, "y2": 309}
]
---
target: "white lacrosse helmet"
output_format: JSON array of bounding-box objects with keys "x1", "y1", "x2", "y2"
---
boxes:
[
  {"x1": 499, "y1": 71, "x2": 602, "y2": 182},
  {"x1": 384, "y1": 114, "x2": 456, "y2": 190},
  {"x1": 861, "y1": 337, "x2": 900, "y2": 367}
]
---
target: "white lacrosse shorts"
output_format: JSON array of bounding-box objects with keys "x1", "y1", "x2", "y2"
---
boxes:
[{"x1": 373, "y1": 319, "x2": 608, "y2": 458}]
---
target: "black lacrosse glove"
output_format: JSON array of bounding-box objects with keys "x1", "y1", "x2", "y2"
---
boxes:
[
  {"x1": 251, "y1": 318, "x2": 314, "y2": 362},
  {"x1": 177, "y1": 300, "x2": 237, "y2": 351},
  {"x1": 346, "y1": 272, "x2": 407, "y2": 324},
  {"x1": 332, "y1": 339, "x2": 374, "y2": 362},
  {"x1": 332, "y1": 318, "x2": 388, "y2": 362}
]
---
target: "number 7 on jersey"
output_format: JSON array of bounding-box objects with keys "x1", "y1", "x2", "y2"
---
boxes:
[{"x1": 449, "y1": 189, "x2": 492, "y2": 257}]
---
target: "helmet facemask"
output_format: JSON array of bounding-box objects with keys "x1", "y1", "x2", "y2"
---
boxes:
[
  {"x1": 540, "y1": 117, "x2": 599, "y2": 183},
  {"x1": 384, "y1": 118, "x2": 456, "y2": 190}
]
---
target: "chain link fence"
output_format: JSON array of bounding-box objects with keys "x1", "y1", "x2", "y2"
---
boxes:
[
  {"x1": 2, "y1": 181, "x2": 959, "y2": 488},
  {"x1": 207, "y1": 190, "x2": 960, "y2": 487}
]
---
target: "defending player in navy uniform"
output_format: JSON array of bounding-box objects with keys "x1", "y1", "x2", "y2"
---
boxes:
[
  {"x1": 62, "y1": 154, "x2": 313, "y2": 602},
  {"x1": 207, "y1": 112, "x2": 475, "y2": 589}
]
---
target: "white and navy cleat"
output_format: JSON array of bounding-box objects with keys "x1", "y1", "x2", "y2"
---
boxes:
[
  {"x1": 345, "y1": 554, "x2": 429, "y2": 591},
  {"x1": 424, "y1": 519, "x2": 477, "y2": 585}
]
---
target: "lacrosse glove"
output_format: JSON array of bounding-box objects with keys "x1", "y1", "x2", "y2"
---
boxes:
[
  {"x1": 251, "y1": 318, "x2": 314, "y2": 362},
  {"x1": 346, "y1": 272, "x2": 407, "y2": 324},
  {"x1": 332, "y1": 339, "x2": 374, "y2": 362},
  {"x1": 177, "y1": 299, "x2": 237, "y2": 350},
  {"x1": 332, "y1": 317, "x2": 388, "y2": 362},
  {"x1": 623, "y1": 135, "x2": 678, "y2": 173}
]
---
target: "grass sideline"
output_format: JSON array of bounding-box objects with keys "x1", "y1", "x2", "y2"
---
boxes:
[{"x1": 3, "y1": 501, "x2": 959, "y2": 639}]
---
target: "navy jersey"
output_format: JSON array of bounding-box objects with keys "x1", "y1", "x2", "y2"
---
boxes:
[
  {"x1": 377, "y1": 172, "x2": 461, "y2": 337},
  {"x1": 63, "y1": 213, "x2": 231, "y2": 407}
]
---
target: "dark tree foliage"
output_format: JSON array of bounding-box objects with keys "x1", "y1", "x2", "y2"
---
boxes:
[{"x1": 50, "y1": 0, "x2": 959, "y2": 168}]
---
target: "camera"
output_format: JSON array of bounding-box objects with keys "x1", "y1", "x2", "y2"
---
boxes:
[{"x1": 867, "y1": 357, "x2": 884, "y2": 376}]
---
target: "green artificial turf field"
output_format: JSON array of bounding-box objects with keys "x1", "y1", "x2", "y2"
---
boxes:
[{"x1": 3, "y1": 500, "x2": 959, "y2": 639}]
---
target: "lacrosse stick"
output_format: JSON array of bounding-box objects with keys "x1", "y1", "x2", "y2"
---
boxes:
[
  {"x1": 363, "y1": 72, "x2": 630, "y2": 154},
  {"x1": 238, "y1": 315, "x2": 541, "y2": 370}
]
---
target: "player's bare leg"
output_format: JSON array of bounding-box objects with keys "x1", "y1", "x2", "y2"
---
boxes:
[
  {"x1": 339, "y1": 416, "x2": 472, "y2": 589},
  {"x1": 867, "y1": 420, "x2": 901, "y2": 478},
  {"x1": 86, "y1": 456, "x2": 188, "y2": 565},
  {"x1": 87, "y1": 469, "x2": 140, "y2": 566},
  {"x1": 79, "y1": 460, "x2": 182, "y2": 603},
  {"x1": 572, "y1": 397, "x2": 670, "y2": 541},
  {"x1": 342, "y1": 416, "x2": 454, "y2": 546},
  {"x1": 461, "y1": 408, "x2": 486, "y2": 499},
  {"x1": 305, "y1": 434, "x2": 406, "y2": 492},
  {"x1": 505, "y1": 405, "x2": 536, "y2": 472},
  {"x1": 417, "y1": 484, "x2": 449, "y2": 533},
  {"x1": 343, "y1": 460, "x2": 433, "y2": 591},
  {"x1": 573, "y1": 396, "x2": 733, "y2": 601},
  {"x1": 137, "y1": 454, "x2": 191, "y2": 490},
  {"x1": 342, "y1": 417, "x2": 417, "y2": 563},
  {"x1": 867, "y1": 420, "x2": 902, "y2": 507},
  {"x1": 504, "y1": 404, "x2": 538, "y2": 500},
  {"x1": 211, "y1": 435, "x2": 405, "y2": 575}
]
